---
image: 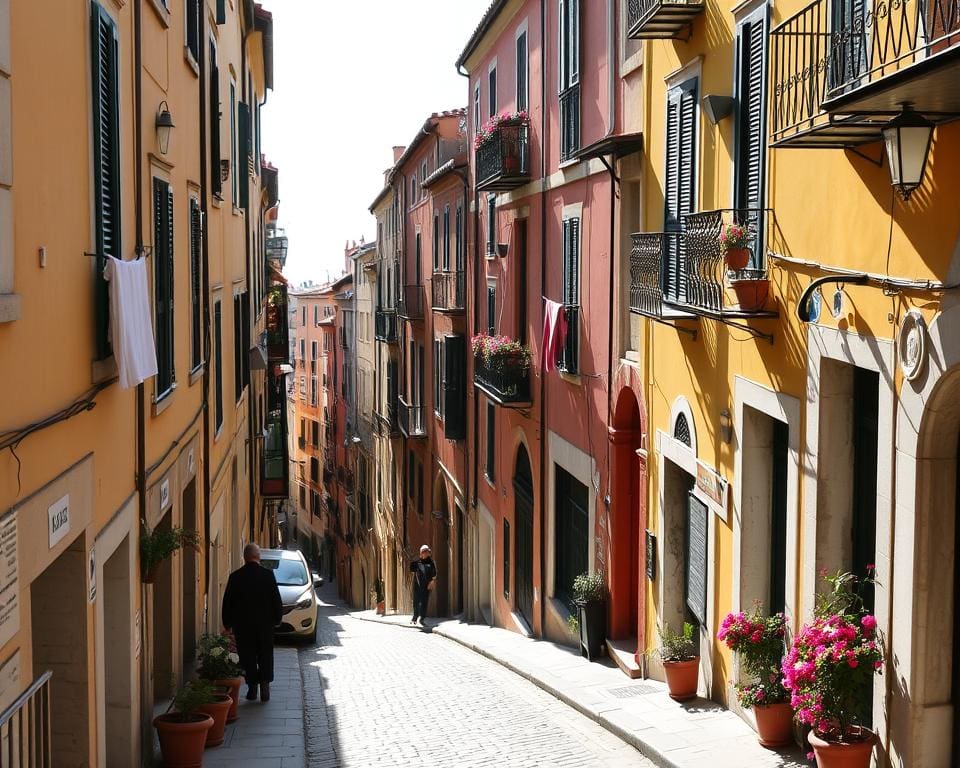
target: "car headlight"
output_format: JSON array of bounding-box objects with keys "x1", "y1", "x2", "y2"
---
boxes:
[{"x1": 295, "y1": 590, "x2": 313, "y2": 610}]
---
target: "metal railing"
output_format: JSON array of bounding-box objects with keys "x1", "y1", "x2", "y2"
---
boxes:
[
  {"x1": 377, "y1": 403, "x2": 399, "y2": 436},
  {"x1": 630, "y1": 233, "x2": 671, "y2": 316},
  {"x1": 0, "y1": 672, "x2": 52, "y2": 768},
  {"x1": 560, "y1": 85, "x2": 580, "y2": 162},
  {"x1": 682, "y1": 208, "x2": 766, "y2": 314},
  {"x1": 474, "y1": 357, "x2": 531, "y2": 404},
  {"x1": 374, "y1": 309, "x2": 397, "y2": 343},
  {"x1": 557, "y1": 305, "x2": 579, "y2": 375},
  {"x1": 431, "y1": 271, "x2": 465, "y2": 312},
  {"x1": 398, "y1": 284, "x2": 424, "y2": 320},
  {"x1": 476, "y1": 120, "x2": 530, "y2": 189},
  {"x1": 399, "y1": 399, "x2": 427, "y2": 437},
  {"x1": 265, "y1": 285, "x2": 289, "y2": 363},
  {"x1": 770, "y1": 0, "x2": 960, "y2": 144},
  {"x1": 626, "y1": 0, "x2": 706, "y2": 38}
]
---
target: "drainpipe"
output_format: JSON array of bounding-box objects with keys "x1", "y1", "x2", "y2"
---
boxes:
[
  {"x1": 604, "y1": 0, "x2": 618, "y2": 521},
  {"x1": 538, "y1": 0, "x2": 548, "y2": 639}
]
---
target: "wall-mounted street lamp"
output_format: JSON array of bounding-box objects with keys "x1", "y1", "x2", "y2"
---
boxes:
[
  {"x1": 719, "y1": 409, "x2": 733, "y2": 444},
  {"x1": 155, "y1": 101, "x2": 175, "y2": 156},
  {"x1": 882, "y1": 105, "x2": 934, "y2": 201}
]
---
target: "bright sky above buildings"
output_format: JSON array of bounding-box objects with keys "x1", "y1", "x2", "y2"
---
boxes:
[{"x1": 261, "y1": 0, "x2": 492, "y2": 287}]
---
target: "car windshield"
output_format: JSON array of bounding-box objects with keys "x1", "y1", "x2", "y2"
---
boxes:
[{"x1": 261, "y1": 558, "x2": 308, "y2": 587}]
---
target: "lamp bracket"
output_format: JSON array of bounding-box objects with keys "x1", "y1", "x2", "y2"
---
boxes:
[{"x1": 844, "y1": 145, "x2": 884, "y2": 167}]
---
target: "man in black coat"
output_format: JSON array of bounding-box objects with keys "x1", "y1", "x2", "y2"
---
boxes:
[
  {"x1": 409, "y1": 544, "x2": 437, "y2": 626},
  {"x1": 222, "y1": 543, "x2": 283, "y2": 702}
]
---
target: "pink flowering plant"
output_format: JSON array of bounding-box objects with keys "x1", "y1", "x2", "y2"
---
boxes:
[
  {"x1": 472, "y1": 333, "x2": 531, "y2": 371},
  {"x1": 474, "y1": 110, "x2": 530, "y2": 150},
  {"x1": 718, "y1": 607, "x2": 789, "y2": 709},
  {"x1": 781, "y1": 569, "x2": 882, "y2": 743},
  {"x1": 718, "y1": 222, "x2": 752, "y2": 251}
]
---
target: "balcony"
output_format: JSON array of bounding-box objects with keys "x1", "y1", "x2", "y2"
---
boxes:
[
  {"x1": 626, "y1": 0, "x2": 705, "y2": 40},
  {"x1": 770, "y1": 0, "x2": 960, "y2": 148},
  {"x1": 265, "y1": 285, "x2": 289, "y2": 363},
  {"x1": 398, "y1": 284, "x2": 425, "y2": 320},
  {"x1": 398, "y1": 398, "x2": 427, "y2": 438},
  {"x1": 375, "y1": 309, "x2": 398, "y2": 343},
  {"x1": 560, "y1": 85, "x2": 580, "y2": 163},
  {"x1": 431, "y1": 271, "x2": 465, "y2": 313},
  {"x1": 376, "y1": 403, "x2": 400, "y2": 437},
  {"x1": 474, "y1": 357, "x2": 532, "y2": 406},
  {"x1": 476, "y1": 120, "x2": 530, "y2": 191},
  {"x1": 629, "y1": 232, "x2": 700, "y2": 325},
  {"x1": 261, "y1": 412, "x2": 289, "y2": 497}
]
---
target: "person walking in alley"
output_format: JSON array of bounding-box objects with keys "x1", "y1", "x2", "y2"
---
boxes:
[
  {"x1": 410, "y1": 544, "x2": 437, "y2": 626},
  {"x1": 222, "y1": 543, "x2": 283, "y2": 702}
]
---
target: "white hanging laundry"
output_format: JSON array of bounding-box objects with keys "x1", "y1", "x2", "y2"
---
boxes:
[{"x1": 103, "y1": 257, "x2": 158, "y2": 389}]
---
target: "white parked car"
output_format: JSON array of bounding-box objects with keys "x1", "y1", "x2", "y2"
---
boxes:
[{"x1": 259, "y1": 549, "x2": 320, "y2": 643}]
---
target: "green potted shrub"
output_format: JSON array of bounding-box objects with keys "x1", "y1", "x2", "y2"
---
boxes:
[
  {"x1": 153, "y1": 678, "x2": 215, "y2": 766},
  {"x1": 659, "y1": 622, "x2": 699, "y2": 701},
  {"x1": 718, "y1": 607, "x2": 791, "y2": 747},
  {"x1": 571, "y1": 570, "x2": 607, "y2": 661},
  {"x1": 140, "y1": 525, "x2": 200, "y2": 584},
  {"x1": 196, "y1": 632, "x2": 244, "y2": 724}
]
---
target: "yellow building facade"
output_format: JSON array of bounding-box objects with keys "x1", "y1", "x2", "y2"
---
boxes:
[
  {"x1": 0, "y1": 0, "x2": 277, "y2": 764},
  {"x1": 620, "y1": 0, "x2": 960, "y2": 763}
]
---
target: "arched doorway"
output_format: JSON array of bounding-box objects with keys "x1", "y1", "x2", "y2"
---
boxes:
[
  {"x1": 513, "y1": 445, "x2": 535, "y2": 628},
  {"x1": 433, "y1": 482, "x2": 450, "y2": 616},
  {"x1": 609, "y1": 388, "x2": 645, "y2": 660}
]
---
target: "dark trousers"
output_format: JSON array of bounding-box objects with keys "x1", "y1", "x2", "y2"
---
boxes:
[
  {"x1": 412, "y1": 589, "x2": 430, "y2": 622},
  {"x1": 236, "y1": 629, "x2": 275, "y2": 685}
]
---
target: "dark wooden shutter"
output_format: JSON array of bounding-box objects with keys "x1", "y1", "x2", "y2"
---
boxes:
[
  {"x1": 186, "y1": 0, "x2": 200, "y2": 60},
  {"x1": 686, "y1": 493, "x2": 709, "y2": 626},
  {"x1": 736, "y1": 18, "x2": 766, "y2": 267},
  {"x1": 190, "y1": 199, "x2": 202, "y2": 370},
  {"x1": 238, "y1": 102, "x2": 250, "y2": 209},
  {"x1": 209, "y1": 43, "x2": 222, "y2": 197},
  {"x1": 91, "y1": 3, "x2": 121, "y2": 360},
  {"x1": 214, "y1": 301, "x2": 223, "y2": 430},
  {"x1": 433, "y1": 212, "x2": 439, "y2": 271},
  {"x1": 516, "y1": 32, "x2": 528, "y2": 112},
  {"x1": 443, "y1": 206, "x2": 450, "y2": 270},
  {"x1": 443, "y1": 334, "x2": 466, "y2": 440},
  {"x1": 216, "y1": 0, "x2": 226, "y2": 24},
  {"x1": 154, "y1": 180, "x2": 174, "y2": 394},
  {"x1": 664, "y1": 80, "x2": 697, "y2": 303}
]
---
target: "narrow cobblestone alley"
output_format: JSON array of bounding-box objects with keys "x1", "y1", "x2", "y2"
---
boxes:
[{"x1": 299, "y1": 590, "x2": 652, "y2": 768}]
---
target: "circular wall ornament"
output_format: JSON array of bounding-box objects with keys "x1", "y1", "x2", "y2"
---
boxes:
[{"x1": 898, "y1": 309, "x2": 927, "y2": 382}]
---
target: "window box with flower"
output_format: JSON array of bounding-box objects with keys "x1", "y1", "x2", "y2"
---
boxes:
[
  {"x1": 475, "y1": 111, "x2": 531, "y2": 191},
  {"x1": 472, "y1": 333, "x2": 532, "y2": 405}
]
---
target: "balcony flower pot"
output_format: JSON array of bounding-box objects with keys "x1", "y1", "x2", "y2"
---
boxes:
[
  {"x1": 754, "y1": 703, "x2": 794, "y2": 748},
  {"x1": 213, "y1": 677, "x2": 243, "y2": 723},
  {"x1": 807, "y1": 728, "x2": 877, "y2": 768},
  {"x1": 154, "y1": 713, "x2": 214, "y2": 767},
  {"x1": 731, "y1": 278, "x2": 769, "y2": 312},
  {"x1": 196, "y1": 693, "x2": 233, "y2": 747},
  {"x1": 723, "y1": 247, "x2": 751, "y2": 270},
  {"x1": 660, "y1": 622, "x2": 699, "y2": 701}
]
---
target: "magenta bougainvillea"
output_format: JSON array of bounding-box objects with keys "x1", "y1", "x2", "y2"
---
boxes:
[
  {"x1": 718, "y1": 608, "x2": 788, "y2": 709},
  {"x1": 474, "y1": 110, "x2": 530, "y2": 150}
]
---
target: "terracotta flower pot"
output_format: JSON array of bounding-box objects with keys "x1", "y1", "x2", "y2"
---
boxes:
[
  {"x1": 724, "y1": 247, "x2": 751, "y2": 270},
  {"x1": 214, "y1": 677, "x2": 243, "y2": 723},
  {"x1": 663, "y1": 657, "x2": 699, "y2": 701},
  {"x1": 153, "y1": 713, "x2": 214, "y2": 768},
  {"x1": 808, "y1": 728, "x2": 877, "y2": 768},
  {"x1": 753, "y1": 702, "x2": 793, "y2": 748},
  {"x1": 197, "y1": 693, "x2": 232, "y2": 747},
  {"x1": 731, "y1": 278, "x2": 769, "y2": 312}
]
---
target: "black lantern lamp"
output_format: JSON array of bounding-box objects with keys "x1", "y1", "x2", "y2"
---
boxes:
[
  {"x1": 156, "y1": 101, "x2": 175, "y2": 156},
  {"x1": 882, "y1": 106, "x2": 934, "y2": 201}
]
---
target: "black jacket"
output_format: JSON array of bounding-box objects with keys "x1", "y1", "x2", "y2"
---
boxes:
[
  {"x1": 221, "y1": 561, "x2": 283, "y2": 636},
  {"x1": 409, "y1": 557, "x2": 437, "y2": 593}
]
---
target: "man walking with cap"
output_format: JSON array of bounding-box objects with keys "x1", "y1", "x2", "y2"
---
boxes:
[
  {"x1": 221, "y1": 543, "x2": 283, "y2": 702},
  {"x1": 409, "y1": 544, "x2": 437, "y2": 626}
]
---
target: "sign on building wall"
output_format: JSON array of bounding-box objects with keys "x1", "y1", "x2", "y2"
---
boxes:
[
  {"x1": 47, "y1": 495, "x2": 70, "y2": 549},
  {"x1": 159, "y1": 479, "x2": 171, "y2": 512},
  {"x1": 0, "y1": 512, "x2": 18, "y2": 649},
  {"x1": 88, "y1": 547, "x2": 96, "y2": 603},
  {"x1": 0, "y1": 651, "x2": 21, "y2": 716}
]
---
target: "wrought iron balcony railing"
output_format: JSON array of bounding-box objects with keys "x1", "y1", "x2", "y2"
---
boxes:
[
  {"x1": 0, "y1": 672, "x2": 51, "y2": 767},
  {"x1": 626, "y1": 0, "x2": 705, "y2": 40},
  {"x1": 398, "y1": 284, "x2": 425, "y2": 320},
  {"x1": 629, "y1": 232, "x2": 701, "y2": 321},
  {"x1": 398, "y1": 398, "x2": 427, "y2": 438},
  {"x1": 474, "y1": 357, "x2": 532, "y2": 406},
  {"x1": 265, "y1": 285, "x2": 289, "y2": 363},
  {"x1": 431, "y1": 271, "x2": 465, "y2": 312},
  {"x1": 375, "y1": 309, "x2": 398, "y2": 343},
  {"x1": 476, "y1": 120, "x2": 531, "y2": 191},
  {"x1": 376, "y1": 403, "x2": 400, "y2": 437},
  {"x1": 770, "y1": 0, "x2": 960, "y2": 148},
  {"x1": 560, "y1": 85, "x2": 580, "y2": 163}
]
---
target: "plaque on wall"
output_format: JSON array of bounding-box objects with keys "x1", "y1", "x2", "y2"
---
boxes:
[
  {"x1": 686, "y1": 493, "x2": 708, "y2": 625},
  {"x1": 645, "y1": 530, "x2": 656, "y2": 581},
  {"x1": 0, "y1": 511, "x2": 18, "y2": 649}
]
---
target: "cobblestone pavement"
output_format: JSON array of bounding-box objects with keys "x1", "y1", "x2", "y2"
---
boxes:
[{"x1": 300, "y1": 594, "x2": 652, "y2": 768}]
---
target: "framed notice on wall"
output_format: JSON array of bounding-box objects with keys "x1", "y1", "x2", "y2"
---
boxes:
[{"x1": 686, "y1": 493, "x2": 708, "y2": 625}]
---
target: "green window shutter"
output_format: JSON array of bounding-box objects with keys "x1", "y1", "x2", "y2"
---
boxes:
[
  {"x1": 209, "y1": 44, "x2": 221, "y2": 197},
  {"x1": 664, "y1": 79, "x2": 697, "y2": 303},
  {"x1": 190, "y1": 199, "x2": 202, "y2": 370},
  {"x1": 153, "y1": 180, "x2": 174, "y2": 394},
  {"x1": 90, "y1": 3, "x2": 121, "y2": 360},
  {"x1": 238, "y1": 102, "x2": 250, "y2": 209},
  {"x1": 216, "y1": 0, "x2": 226, "y2": 24},
  {"x1": 736, "y1": 17, "x2": 767, "y2": 268},
  {"x1": 214, "y1": 301, "x2": 223, "y2": 430},
  {"x1": 443, "y1": 334, "x2": 466, "y2": 441}
]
